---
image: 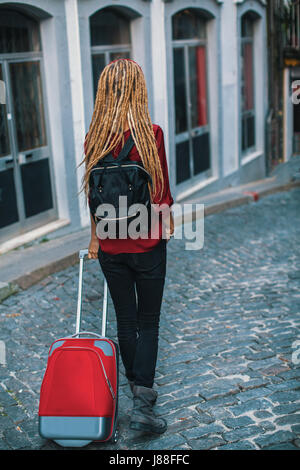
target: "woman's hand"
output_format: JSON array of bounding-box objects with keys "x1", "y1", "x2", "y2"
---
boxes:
[
  {"x1": 88, "y1": 237, "x2": 99, "y2": 259},
  {"x1": 163, "y1": 211, "x2": 174, "y2": 243},
  {"x1": 88, "y1": 212, "x2": 99, "y2": 259}
]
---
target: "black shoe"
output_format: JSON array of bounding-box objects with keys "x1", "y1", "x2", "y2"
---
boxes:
[{"x1": 129, "y1": 385, "x2": 167, "y2": 434}]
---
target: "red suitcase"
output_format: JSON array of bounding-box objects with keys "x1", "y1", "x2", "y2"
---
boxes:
[{"x1": 38, "y1": 249, "x2": 119, "y2": 447}]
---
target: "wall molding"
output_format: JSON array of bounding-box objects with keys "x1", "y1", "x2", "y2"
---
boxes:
[
  {"x1": 234, "y1": 0, "x2": 266, "y2": 7},
  {"x1": 162, "y1": 0, "x2": 223, "y2": 4}
]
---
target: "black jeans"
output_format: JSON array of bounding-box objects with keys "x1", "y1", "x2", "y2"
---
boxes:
[{"x1": 98, "y1": 238, "x2": 167, "y2": 388}]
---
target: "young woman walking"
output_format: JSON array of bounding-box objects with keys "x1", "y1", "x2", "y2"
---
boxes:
[{"x1": 80, "y1": 58, "x2": 174, "y2": 434}]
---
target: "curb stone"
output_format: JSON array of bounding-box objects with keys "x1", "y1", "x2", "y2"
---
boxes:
[{"x1": 0, "y1": 281, "x2": 20, "y2": 302}]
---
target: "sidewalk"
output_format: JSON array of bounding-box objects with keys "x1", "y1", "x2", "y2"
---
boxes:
[{"x1": 1, "y1": 156, "x2": 300, "y2": 302}]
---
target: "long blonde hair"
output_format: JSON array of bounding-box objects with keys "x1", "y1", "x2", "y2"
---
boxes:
[{"x1": 78, "y1": 58, "x2": 164, "y2": 204}]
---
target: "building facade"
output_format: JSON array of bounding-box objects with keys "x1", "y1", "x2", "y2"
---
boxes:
[
  {"x1": 266, "y1": 0, "x2": 300, "y2": 172},
  {"x1": 0, "y1": 0, "x2": 268, "y2": 249}
]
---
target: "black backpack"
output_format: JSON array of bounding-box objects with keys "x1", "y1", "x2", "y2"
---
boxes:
[{"x1": 88, "y1": 134, "x2": 153, "y2": 238}]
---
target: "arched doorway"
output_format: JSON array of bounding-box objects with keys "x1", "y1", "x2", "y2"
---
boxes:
[
  {"x1": 0, "y1": 7, "x2": 56, "y2": 242},
  {"x1": 90, "y1": 7, "x2": 132, "y2": 99},
  {"x1": 172, "y1": 8, "x2": 212, "y2": 186}
]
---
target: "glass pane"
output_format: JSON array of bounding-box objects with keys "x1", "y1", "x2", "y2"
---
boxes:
[
  {"x1": 110, "y1": 51, "x2": 130, "y2": 61},
  {"x1": 92, "y1": 53, "x2": 106, "y2": 99},
  {"x1": 0, "y1": 9, "x2": 41, "y2": 53},
  {"x1": 21, "y1": 158, "x2": 53, "y2": 218},
  {"x1": 0, "y1": 64, "x2": 10, "y2": 157},
  {"x1": 90, "y1": 8, "x2": 130, "y2": 46},
  {"x1": 9, "y1": 61, "x2": 47, "y2": 152},
  {"x1": 173, "y1": 48, "x2": 188, "y2": 134},
  {"x1": 172, "y1": 9, "x2": 206, "y2": 40},
  {"x1": 176, "y1": 140, "x2": 190, "y2": 184},
  {"x1": 189, "y1": 45, "x2": 208, "y2": 128},
  {"x1": 193, "y1": 132, "x2": 210, "y2": 175},
  {"x1": 0, "y1": 168, "x2": 19, "y2": 228},
  {"x1": 246, "y1": 114, "x2": 255, "y2": 148},
  {"x1": 294, "y1": 133, "x2": 300, "y2": 154},
  {"x1": 241, "y1": 42, "x2": 254, "y2": 111},
  {"x1": 241, "y1": 14, "x2": 254, "y2": 38},
  {"x1": 242, "y1": 115, "x2": 247, "y2": 152}
]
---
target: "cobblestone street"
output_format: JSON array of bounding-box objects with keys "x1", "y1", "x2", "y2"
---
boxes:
[{"x1": 0, "y1": 188, "x2": 300, "y2": 450}]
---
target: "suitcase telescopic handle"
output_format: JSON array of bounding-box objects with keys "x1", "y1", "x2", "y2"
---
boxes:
[
  {"x1": 70, "y1": 332, "x2": 105, "y2": 338},
  {"x1": 75, "y1": 249, "x2": 108, "y2": 337}
]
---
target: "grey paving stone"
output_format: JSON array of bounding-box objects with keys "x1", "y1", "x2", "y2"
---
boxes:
[
  {"x1": 278, "y1": 369, "x2": 300, "y2": 380},
  {"x1": 217, "y1": 440, "x2": 257, "y2": 450},
  {"x1": 235, "y1": 377, "x2": 270, "y2": 391},
  {"x1": 274, "y1": 414, "x2": 300, "y2": 426},
  {"x1": 137, "y1": 433, "x2": 186, "y2": 451},
  {"x1": 272, "y1": 403, "x2": 300, "y2": 415},
  {"x1": 189, "y1": 436, "x2": 226, "y2": 450},
  {"x1": 158, "y1": 396, "x2": 203, "y2": 416},
  {"x1": 197, "y1": 395, "x2": 240, "y2": 411},
  {"x1": 228, "y1": 398, "x2": 273, "y2": 416},
  {"x1": 181, "y1": 423, "x2": 225, "y2": 441},
  {"x1": 258, "y1": 421, "x2": 276, "y2": 432},
  {"x1": 234, "y1": 387, "x2": 272, "y2": 403},
  {"x1": 0, "y1": 438, "x2": 11, "y2": 450},
  {"x1": 223, "y1": 425, "x2": 263, "y2": 443},
  {"x1": 205, "y1": 407, "x2": 232, "y2": 421},
  {"x1": 263, "y1": 442, "x2": 299, "y2": 450},
  {"x1": 255, "y1": 430, "x2": 297, "y2": 449},
  {"x1": 167, "y1": 417, "x2": 202, "y2": 434},
  {"x1": 291, "y1": 424, "x2": 300, "y2": 434},
  {"x1": 253, "y1": 410, "x2": 273, "y2": 419},
  {"x1": 194, "y1": 408, "x2": 216, "y2": 423},
  {"x1": 3, "y1": 427, "x2": 33, "y2": 450},
  {"x1": 268, "y1": 390, "x2": 300, "y2": 405},
  {"x1": 222, "y1": 416, "x2": 256, "y2": 429},
  {"x1": 265, "y1": 378, "x2": 300, "y2": 392}
]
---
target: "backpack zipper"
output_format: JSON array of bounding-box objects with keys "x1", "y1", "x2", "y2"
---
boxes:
[{"x1": 91, "y1": 163, "x2": 151, "y2": 179}]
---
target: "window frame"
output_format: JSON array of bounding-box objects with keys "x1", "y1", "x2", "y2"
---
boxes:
[
  {"x1": 89, "y1": 8, "x2": 132, "y2": 100},
  {"x1": 172, "y1": 13, "x2": 212, "y2": 187},
  {"x1": 240, "y1": 12, "x2": 257, "y2": 157}
]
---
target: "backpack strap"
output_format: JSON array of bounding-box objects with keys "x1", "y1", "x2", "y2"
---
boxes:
[{"x1": 103, "y1": 134, "x2": 135, "y2": 163}]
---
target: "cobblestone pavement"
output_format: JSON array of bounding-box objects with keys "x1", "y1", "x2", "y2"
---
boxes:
[{"x1": 0, "y1": 188, "x2": 300, "y2": 450}]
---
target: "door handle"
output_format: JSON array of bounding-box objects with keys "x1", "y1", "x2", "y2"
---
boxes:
[{"x1": 5, "y1": 157, "x2": 13, "y2": 165}]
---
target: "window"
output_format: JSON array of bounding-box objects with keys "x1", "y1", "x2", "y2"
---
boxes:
[
  {"x1": 241, "y1": 13, "x2": 256, "y2": 153},
  {"x1": 172, "y1": 9, "x2": 211, "y2": 185},
  {"x1": 0, "y1": 7, "x2": 55, "y2": 237},
  {"x1": 90, "y1": 8, "x2": 131, "y2": 99},
  {"x1": 0, "y1": 8, "x2": 41, "y2": 53}
]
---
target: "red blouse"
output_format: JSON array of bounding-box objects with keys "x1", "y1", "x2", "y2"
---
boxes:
[{"x1": 85, "y1": 124, "x2": 174, "y2": 254}]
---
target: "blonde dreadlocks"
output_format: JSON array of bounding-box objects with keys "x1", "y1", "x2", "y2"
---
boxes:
[{"x1": 78, "y1": 58, "x2": 164, "y2": 205}]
